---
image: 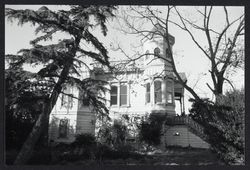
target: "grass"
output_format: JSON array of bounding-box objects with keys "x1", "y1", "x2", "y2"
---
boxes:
[
  {"x1": 56, "y1": 147, "x2": 223, "y2": 165},
  {"x1": 5, "y1": 146, "x2": 224, "y2": 165}
]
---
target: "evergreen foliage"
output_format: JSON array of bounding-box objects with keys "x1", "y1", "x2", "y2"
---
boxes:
[
  {"x1": 138, "y1": 114, "x2": 165, "y2": 147},
  {"x1": 5, "y1": 5, "x2": 117, "y2": 164}
]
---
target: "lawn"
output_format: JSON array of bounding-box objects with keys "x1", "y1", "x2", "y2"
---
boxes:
[
  {"x1": 6, "y1": 147, "x2": 223, "y2": 165},
  {"x1": 57, "y1": 147, "x2": 223, "y2": 165}
]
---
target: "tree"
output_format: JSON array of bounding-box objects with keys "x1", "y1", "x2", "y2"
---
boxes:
[
  {"x1": 5, "y1": 5, "x2": 116, "y2": 164},
  {"x1": 118, "y1": 6, "x2": 244, "y2": 101},
  {"x1": 172, "y1": 6, "x2": 244, "y2": 101}
]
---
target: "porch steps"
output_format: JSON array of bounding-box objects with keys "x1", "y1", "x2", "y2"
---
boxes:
[{"x1": 165, "y1": 116, "x2": 208, "y2": 144}]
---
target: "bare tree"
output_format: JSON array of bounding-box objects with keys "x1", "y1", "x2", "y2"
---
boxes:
[
  {"x1": 173, "y1": 6, "x2": 244, "y2": 100},
  {"x1": 117, "y1": 6, "x2": 244, "y2": 101}
]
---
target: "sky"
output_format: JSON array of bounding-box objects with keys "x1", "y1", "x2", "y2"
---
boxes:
[{"x1": 5, "y1": 5, "x2": 245, "y2": 114}]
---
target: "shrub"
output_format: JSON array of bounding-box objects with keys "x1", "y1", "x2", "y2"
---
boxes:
[
  {"x1": 189, "y1": 89, "x2": 245, "y2": 165},
  {"x1": 72, "y1": 133, "x2": 96, "y2": 147},
  {"x1": 138, "y1": 114, "x2": 165, "y2": 148},
  {"x1": 97, "y1": 119, "x2": 128, "y2": 148}
]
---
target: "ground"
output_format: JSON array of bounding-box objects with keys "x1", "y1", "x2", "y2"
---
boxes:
[
  {"x1": 59, "y1": 147, "x2": 223, "y2": 165},
  {"x1": 6, "y1": 147, "x2": 224, "y2": 165}
]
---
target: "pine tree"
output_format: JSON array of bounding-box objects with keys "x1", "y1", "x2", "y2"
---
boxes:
[{"x1": 5, "y1": 5, "x2": 117, "y2": 164}]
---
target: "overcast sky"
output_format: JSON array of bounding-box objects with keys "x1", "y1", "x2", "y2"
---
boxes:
[{"x1": 5, "y1": 5, "x2": 244, "y2": 113}]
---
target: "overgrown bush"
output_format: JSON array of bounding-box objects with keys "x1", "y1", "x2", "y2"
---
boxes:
[
  {"x1": 97, "y1": 119, "x2": 128, "y2": 148},
  {"x1": 72, "y1": 133, "x2": 96, "y2": 147},
  {"x1": 189, "y1": 89, "x2": 245, "y2": 165},
  {"x1": 138, "y1": 114, "x2": 165, "y2": 148}
]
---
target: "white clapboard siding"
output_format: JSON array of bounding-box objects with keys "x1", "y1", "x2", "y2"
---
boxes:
[
  {"x1": 164, "y1": 125, "x2": 210, "y2": 149},
  {"x1": 76, "y1": 111, "x2": 95, "y2": 135}
]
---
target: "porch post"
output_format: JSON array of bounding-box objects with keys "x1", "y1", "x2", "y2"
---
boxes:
[
  {"x1": 182, "y1": 93, "x2": 185, "y2": 115},
  {"x1": 180, "y1": 96, "x2": 183, "y2": 115}
]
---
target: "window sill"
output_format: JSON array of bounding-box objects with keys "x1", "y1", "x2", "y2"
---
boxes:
[
  {"x1": 166, "y1": 103, "x2": 175, "y2": 107},
  {"x1": 110, "y1": 105, "x2": 130, "y2": 108},
  {"x1": 120, "y1": 105, "x2": 130, "y2": 108},
  {"x1": 155, "y1": 102, "x2": 164, "y2": 105}
]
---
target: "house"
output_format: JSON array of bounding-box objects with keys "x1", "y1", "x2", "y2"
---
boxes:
[{"x1": 49, "y1": 32, "x2": 209, "y2": 149}]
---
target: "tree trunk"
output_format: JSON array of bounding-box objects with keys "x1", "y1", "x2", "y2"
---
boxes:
[
  {"x1": 14, "y1": 103, "x2": 47, "y2": 164},
  {"x1": 214, "y1": 76, "x2": 224, "y2": 103},
  {"x1": 13, "y1": 38, "x2": 80, "y2": 165}
]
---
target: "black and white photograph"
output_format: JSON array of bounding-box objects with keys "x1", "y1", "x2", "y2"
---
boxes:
[{"x1": 4, "y1": 4, "x2": 245, "y2": 165}]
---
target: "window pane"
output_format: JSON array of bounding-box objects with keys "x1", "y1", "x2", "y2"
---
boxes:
[
  {"x1": 120, "y1": 84, "x2": 127, "y2": 105},
  {"x1": 154, "y1": 81, "x2": 161, "y2": 92},
  {"x1": 167, "y1": 93, "x2": 172, "y2": 103},
  {"x1": 146, "y1": 83, "x2": 150, "y2": 103},
  {"x1": 68, "y1": 96, "x2": 73, "y2": 108},
  {"x1": 120, "y1": 95, "x2": 127, "y2": 105},
  {"x1": 146, "y1": 92, "x2": 150, "y2": 103},
  {"x1": 155, "y1": 91, "x2": 162, "y2": 103},
  {"x1": 111, "y1": 86, "x2": 118, "y2": 94},
  {"x1": 120, "y1": 85, "x2": 127, "y2": 94},
  {"x1": 111, "y1": 85, "x2": 118, "y2": 106},
  {"x1": 154, "y1": 81, "x2": 162, "y2": 103},
  {"x1": 111, "y1": 96, "x2": 117, "y2": 105},
  {"x1": 146, "y1": 83, "x2": 150, "y2": 92}
]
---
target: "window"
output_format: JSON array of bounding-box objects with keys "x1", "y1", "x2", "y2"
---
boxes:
[
  {"x1": 61, "y1": 94, "x2": 73, "y2": 109},
  {"x1": 120, "y1": 84, "x2": 127, "y2": 105},
  {"x1": 145, "y1": 50, "x2": 149, "y2": 60},
  {"x1": 58, "y1": 119, "x2": 68, "y2": 138},
  {"x1": 167, "y1": 93, "x2": 173, "y2": 103},
  {"x1": 146, "y1": 83, "x2": 150, "y2": 103},
  {"x1": 154, "y1": 81, "x2": 162, "y2": 103},
  {"x1": 166, "y1": 48, "x2": 171, "y2": 58},
  {"x1": 79, "y1": 92, "x2": 89, "y2": 107},
  {"x1": 110, "y1": 83, "x2": 128, "y2": 106},
  {"x1": 68, "y1": 95, "x2": 73, "y2": 109},
  {"x1": 61, "y1": 87, "x2": 73, "y2": 109},
  {"x1": 154, "y1": 47, "x2": 160, "y2": 57},
  {"x1": 111, "y1": 86, "x2": 118, "y2": 105}
]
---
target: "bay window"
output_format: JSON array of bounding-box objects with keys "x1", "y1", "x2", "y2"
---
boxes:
[{"x1": 154, "y1": 80, "x2": 162, "y2": 103}]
